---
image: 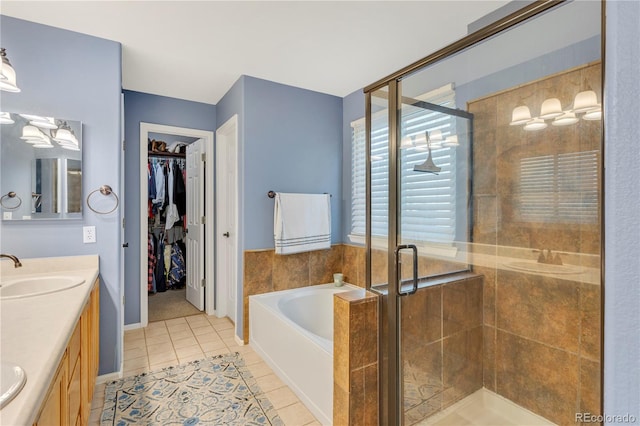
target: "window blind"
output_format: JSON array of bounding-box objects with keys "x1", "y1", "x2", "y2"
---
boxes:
[
  {"x1": 351, "y1": 84, "x2": 458, "y2": 243},
  {"x1": 518, "y1": 150, "x2": 599, "y2": 224}
]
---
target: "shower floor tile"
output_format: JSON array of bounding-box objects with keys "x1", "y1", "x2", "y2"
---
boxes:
[{"x1": 418, "y1": 388, "x2": 556, "y2": 426}]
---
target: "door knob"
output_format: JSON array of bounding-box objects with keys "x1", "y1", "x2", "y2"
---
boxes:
[{"x1": 223, "y1": 232, "x2": 230, "y2": 238}]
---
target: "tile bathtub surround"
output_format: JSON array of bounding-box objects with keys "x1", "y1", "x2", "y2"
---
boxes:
[
  {"x1": 90, "y1": 314, "x2": 320, "y2": 426},
  {"x1": 243, "y1": 244, "x2": 357, "y2": 342},
  {"x1": 334, "y1": 289, "x2": 379, "y2": 426}
]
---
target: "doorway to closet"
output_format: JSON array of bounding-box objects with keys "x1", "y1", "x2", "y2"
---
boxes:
[{"x1": 139, "y1": 123, "x2": 215, "y2": 327}]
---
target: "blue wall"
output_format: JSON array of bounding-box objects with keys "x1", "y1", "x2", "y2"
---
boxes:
[
  {"x1": 604, "y1": 0, "x2": 640, "y2": 421},
  {"x1": 242, "y1": 76, "x2": 343, "y2": 249},
  {"x1": 0, "y1": 15, "x2": 122, "y2": 375},
  {"x1": 122, "y1": 90, "x2": 216, "y2": 325}
]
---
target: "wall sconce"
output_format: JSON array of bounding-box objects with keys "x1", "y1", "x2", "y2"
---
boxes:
[{"x1": 0, "y1": 48, "x2": 21, "y2": 93}]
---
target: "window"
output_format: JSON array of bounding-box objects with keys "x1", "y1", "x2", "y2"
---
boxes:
[
  {"x1": 518, "y1": 150, "x2": 599, "y2": 224},
  {"x1": 350, "y1": 84, "x2": 458, "y2": 244}
]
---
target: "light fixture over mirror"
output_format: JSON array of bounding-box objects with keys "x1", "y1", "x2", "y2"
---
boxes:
[
  {"x1": 1, "y1": 112, "x2": 82, "y2": 221},
  {"x1": 0, "y1": 48, "x2": 21, "y2": 93}
]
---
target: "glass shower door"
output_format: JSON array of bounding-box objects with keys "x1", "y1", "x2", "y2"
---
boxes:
[{"x1": 396, "y1": 80, "x2": 474, "y2": 425}]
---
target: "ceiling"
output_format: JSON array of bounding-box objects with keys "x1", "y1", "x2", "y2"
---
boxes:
[{"x1": 1, "y1": 1, "x2": 510, "y2": 105}]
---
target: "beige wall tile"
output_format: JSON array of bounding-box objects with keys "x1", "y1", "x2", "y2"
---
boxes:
[
  {"x1": 401, "y1": 285, "x2": 442, "y2": 345},
  {"x1": 442, "y1": 326, "x2": 483, "y2": 408},
  {"x1": 497, "y1": 270, "x2": 580, "y2": 353},
  {"x1": 273, "y1": 251, "x2": 310, "y2": 290},
  {"x1": 310, "y1": 245, "x2": 343, "y2": 284},
  {"x1": 580, "y1": 284, "x2": 601, "y2": 361},
  {"x1": 496, "y1": 330, "x2": 579, "y2": 425},
  {"x1": 580, "y1": 358, "x2": 601, "y2": 417},
  {"x1": 443, "y1": 278, "x2": 483, "y2": 337}
]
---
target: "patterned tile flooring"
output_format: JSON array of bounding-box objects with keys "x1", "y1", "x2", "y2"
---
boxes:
[{"x1": 89, "y1": 314, "x2": 321, "y2": 426}]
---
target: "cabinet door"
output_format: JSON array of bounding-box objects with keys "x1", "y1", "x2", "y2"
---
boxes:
[
  {"x1": 35, "y1": 353, "x2": 68, "y2": 426},
  {"x1": 81, "y1": 279, "x2": 100, "y2": 424}
]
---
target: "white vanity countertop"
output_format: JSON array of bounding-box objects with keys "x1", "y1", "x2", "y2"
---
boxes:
[{"x1": 0, "y1": 255, "x2": 99, "y2": 426}]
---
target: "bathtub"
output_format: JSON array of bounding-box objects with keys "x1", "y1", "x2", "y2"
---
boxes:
[{"x1": 249, "y1": 283, "x2": 358, "y2": 425}]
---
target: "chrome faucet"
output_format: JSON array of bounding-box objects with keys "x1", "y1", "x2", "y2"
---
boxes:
[
  {"x1": 535, "y1": 249, "x2": 563, "y2": 265},
  {"x1": 0, "y1": 253, "x2": 22, "y2": 268}
]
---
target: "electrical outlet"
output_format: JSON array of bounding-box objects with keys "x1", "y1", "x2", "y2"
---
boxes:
[
  {"x1": 3, "y1": 212, "x2": 12, "y2": 220},
  {"x1": 83, "y1": 226, "x2": 96, "y2": 243}
]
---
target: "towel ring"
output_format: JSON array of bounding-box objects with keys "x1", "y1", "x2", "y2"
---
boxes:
[
  {"x1": 0, "y1": 191, "x2": 22, "y2": 210},
  {"x1": 86, "y1": 185, "x2": 119, "y2": 215}
]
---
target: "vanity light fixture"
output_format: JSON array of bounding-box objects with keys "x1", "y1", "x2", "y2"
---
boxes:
[
  {"x1": 0, "y1": 48, "x2": 21, "y2": 93},
  {"x1": 510, "y1": 105, "x2": 532, "y2": 126},
  {"x1": 400, "y1": 134, "x2": 415, "y2": 149},
  {"x1": 583, "y1": 105, "x2": 602, "y2": 121},
  {"x1": 53, "y1": 121, "x2": 79, "y2": 147},
  {"x1": 20, "y1": 125, "x2": 48, "y2": 143},
  {"x1": 0, "y1": 112, "x2": 14, "y2": 124},
  {"x1": 539, "y1": 98, "x2": 563, "y2": 119},
  {"x1": 441, "y1": 135, "x2": 459, "y2": 147},
  {"x1": 428, "y1": 129, "x2": 444, "y2": 149},
  {"x1": 523, "y1": 118, "x2": 547, "y2": 131},
  {"x1": 552, "y1": 111, "x2": 579, "y2": 126},
  {"x1": 572, "y1": 90, "x2": 599, "y2": 113}
]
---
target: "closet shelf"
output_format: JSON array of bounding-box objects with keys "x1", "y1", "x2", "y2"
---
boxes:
[{"x1": 148, "y1": 150, "x2": 186, "y2": 159}]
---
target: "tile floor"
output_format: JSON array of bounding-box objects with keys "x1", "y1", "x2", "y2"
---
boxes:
[{"x1": 88, "y1": 314, "x2": 321, "y2": 426}]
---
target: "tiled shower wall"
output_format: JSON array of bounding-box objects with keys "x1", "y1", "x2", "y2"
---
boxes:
[
  {"x1": 243, "y1": 244, "x2": 366, "y2": 342},
  {"x1": 470, "y1": 62, "x2": 602, "y2": 425},
  {"x1": 401, "y1": 274, "x2": 484, "y2": 423}
]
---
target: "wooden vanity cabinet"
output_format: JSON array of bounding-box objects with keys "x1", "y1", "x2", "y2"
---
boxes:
[{"x1": 34, "y1": 279, "x2": 100, "y2": 426}]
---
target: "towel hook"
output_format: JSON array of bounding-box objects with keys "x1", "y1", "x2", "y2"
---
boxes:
[
  {"x1": 0, "y1": 191, "x2": 22, "y2": 210},
  {"x1": 86, "y1": 185, "x2": 120, "y2": 214}
]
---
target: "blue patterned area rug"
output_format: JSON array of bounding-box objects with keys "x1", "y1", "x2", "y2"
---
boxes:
[{"x1": 101, "y1": 353, "x2": 283, "y2": 426}]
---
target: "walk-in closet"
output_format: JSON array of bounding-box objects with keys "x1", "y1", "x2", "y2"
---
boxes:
[{"x1": 146, "y1": 132, "x2": 201, "y2": 322}]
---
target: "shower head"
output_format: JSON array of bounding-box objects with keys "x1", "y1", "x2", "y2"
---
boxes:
[
  {"x1": 413, "y1": 150, "x2": 441, "y2": 174},
  {"x1": 413, "y1": 131, "x2": 441, "y2": 174}
]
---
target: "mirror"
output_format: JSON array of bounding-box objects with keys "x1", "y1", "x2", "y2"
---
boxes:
[{"x1": 1, "y1": 112, "x2": 82, "y2": 220}]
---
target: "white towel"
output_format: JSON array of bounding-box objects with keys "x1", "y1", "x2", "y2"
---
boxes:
[{"x1": 274, "y1": 193, "x2": 331, "y2": 255}]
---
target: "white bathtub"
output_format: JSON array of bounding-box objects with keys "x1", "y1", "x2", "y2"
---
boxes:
[{"x1": 249, "y1": 283, "x2": 358, "y2": 425}]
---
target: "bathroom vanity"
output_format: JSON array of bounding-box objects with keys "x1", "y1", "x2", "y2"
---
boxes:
[{"x1": 0, "y1": 255, "x2": 99, "y2": 425}]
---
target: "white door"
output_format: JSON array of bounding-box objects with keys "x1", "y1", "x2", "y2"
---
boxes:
[
  {"x1": 186, "y1": 139, "x2": 204, "y2": 310},
  {"x1": 215, "y1": 116, "x2": 238, "y2": 321}
]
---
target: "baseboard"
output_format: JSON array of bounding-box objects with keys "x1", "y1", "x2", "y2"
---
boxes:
[
  {"x1": 234, "y1": 334, "x2": 245, "y2": 346},
  {"x1": 96, "y1": 370, "x2": 122, "y2": 384},
  {"x1": 124, "y1": 322, "x2": 143, "y2": 331}
]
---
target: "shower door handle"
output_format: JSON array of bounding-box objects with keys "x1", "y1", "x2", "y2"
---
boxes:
[{"x1": 394, "y1": 244, "x2": 418, "y2": 296}]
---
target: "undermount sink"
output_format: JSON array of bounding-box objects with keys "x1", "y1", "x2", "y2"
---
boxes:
[
  {"x1": 504, "y1": 261, "x2": 583, "y2": 275},
  {"x1": 0, "y1": 276, "x2": 85, "y2": 299},
  {"x1": 0, "y1": 362, "x2": 26, "y2": 408}
]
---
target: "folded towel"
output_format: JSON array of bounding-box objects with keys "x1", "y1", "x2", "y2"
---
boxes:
[{"x1": 274, "y1": 193, "x2": 331, "y2": 255}]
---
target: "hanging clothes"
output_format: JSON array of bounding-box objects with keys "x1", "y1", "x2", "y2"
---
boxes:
[
  {"x1": 154, "y1": 231, "x2": 166, "y2": 292},
  {"x1": 165, "y1": 161, "x2": 180, "y2": 229},
  {"x1": 148, "y1": 234, "x2": 156, "y2": 292},
  {"x1": 168, "y1": 243, "x2": 186, "y2": 289},
  {"x1": 152, "y1": 161, "x2": 165, "y2": 214}
]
